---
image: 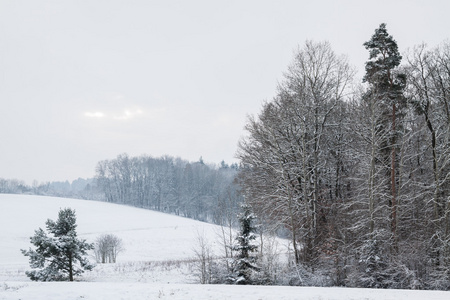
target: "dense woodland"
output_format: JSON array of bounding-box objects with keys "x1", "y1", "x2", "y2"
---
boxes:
[
  {"x1": 237, "y1": 24, "x2": 450, "y2": 289},
  {"x1": 3, "y1": 23, "x2": 449, "y2": 290}
]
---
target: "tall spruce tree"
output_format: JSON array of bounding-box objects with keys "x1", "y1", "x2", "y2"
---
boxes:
[
  {"x1": 21, "y1": 208, "x2": 94, "y2": 281},
  {"x1": 363, "y1": 23, "x2": 406, "y2": 249}
]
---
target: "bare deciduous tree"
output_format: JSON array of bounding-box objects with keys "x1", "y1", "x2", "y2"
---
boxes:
[
  {"x1": 193, "y1": 232, "x2": 215, "y2": 284},
  {"x1": 237, "y1": 40, "x2": 354, "y2": 268}
]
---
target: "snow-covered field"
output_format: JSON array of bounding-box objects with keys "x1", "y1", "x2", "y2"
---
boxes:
[
  {"x1": 0, "y1": 194, "x2": 448, "y2": 300},
  {"x1": 0, "y1": 194, "x2": 227, "y2": 284},
  {"x1": 2, "y1": 281, "x2": 449, "y2": 300}
]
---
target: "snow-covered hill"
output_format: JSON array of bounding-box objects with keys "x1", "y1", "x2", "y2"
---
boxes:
[
  {"x1": 0, "y1": 194, "x2": 229, "y2": 280},
  {"x1": 1, "y1": 194, "x2": 449, "y2": 300},
  {"x1": 0, "y1": 194, "x2": 227, "y2": 283}
]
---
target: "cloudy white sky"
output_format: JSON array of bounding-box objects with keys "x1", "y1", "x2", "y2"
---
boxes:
[{"x1": 1, "y1": 0, "x2": 449, "y2": 184}]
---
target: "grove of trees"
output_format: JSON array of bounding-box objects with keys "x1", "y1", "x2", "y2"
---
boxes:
[
  {"x1": 237, "y1": 24, "x2": 450, "y2": 289},
  {"x1": 95, "y1": 154, "x2": 241, "y2": 225}
]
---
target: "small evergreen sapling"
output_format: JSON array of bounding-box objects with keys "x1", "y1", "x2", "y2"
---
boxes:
[
  {"x1": 358, "y1": 236, "x2": 389, "y2": 288},
  {"x1": 229, "y1": 203, "x2": 260, "y2": 285},
  {"x1": 21, "y1": 208, "x2": 94, "y2": 281}
]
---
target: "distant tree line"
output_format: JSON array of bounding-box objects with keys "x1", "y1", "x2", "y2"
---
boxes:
[
  {"x1": 0, "y1": 178, "x2": 30, "y2": 194},
  {"x1": 95, "y1": 154, "x2": 242, "y2": 225},
  {"x1": 1, "y1": 156, "x2": 242, "y2": 227},
  {"x1": 0, "y1": 177, "x2": 101, "y2": 200},
  {"x1": 237, "y1": 24, "x2": 450, "y2": 289}
]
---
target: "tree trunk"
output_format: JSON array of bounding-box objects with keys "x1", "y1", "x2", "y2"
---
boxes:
[
  {"x1": 391, "y1": 102, "x2": 398, "y2": 251},
  {"x1": 68, "y1": 252, "x2": 74, "y2": 282}
]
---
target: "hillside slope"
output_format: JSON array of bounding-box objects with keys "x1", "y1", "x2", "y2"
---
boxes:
[{"x1": 0, "y1": 194, "x2": 226, "y2": 282}]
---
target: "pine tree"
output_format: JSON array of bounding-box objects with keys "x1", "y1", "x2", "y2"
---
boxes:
[
  {"x1": 363, "y1": 23, "x2": 407, "y2": 249},
  {"x1": 229, "y1": 203, "x2": 259, "y2": 285},
  {"x1": 21, "y1": 208, "x2": 94, "y2": 281}
]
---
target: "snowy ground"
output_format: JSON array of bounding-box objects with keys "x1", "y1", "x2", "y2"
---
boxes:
[
  {"x1": 2, "y1": 282, "x2": 450, "y2": 300},
  {"x1": 1, "y1": 194, "x2": 448, "y2": 300},
  {"x1": 0, "y1": 194, "x2": 229, "y2": 284}
]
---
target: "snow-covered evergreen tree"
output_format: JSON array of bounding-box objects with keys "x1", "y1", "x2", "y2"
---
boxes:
[
  {"x1": 229, "y1": 203, "x2": 260, "y2": 285},
  {"x1": 363, "y1": 23, "x2": 407, "y2": 249},
  {"x1": 21, "y1": 208, "x2": 94, "y2": 281},
  {"x1": 357, "y1": 234, "x2": 389, "y2": 288}
]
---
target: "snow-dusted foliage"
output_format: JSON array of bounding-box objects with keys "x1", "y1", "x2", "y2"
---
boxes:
[
  {"x1": 228, "y1": 203, "x2": 260, "y2": 285},
  {"x1": 21, "y1": 208, "x2": 94, "y2": 281},
  {"x1": 356, "y1": 235, "x2": 390, "y2": 288},
  {"x1": 237, "y1": 25, "x2": 450, "y2": 290},
  {"x1": 237, "y1": 40, "x2": 354, "y2": 273}
]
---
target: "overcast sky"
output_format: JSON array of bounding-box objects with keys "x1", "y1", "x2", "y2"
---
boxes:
[{"x1": 1, "y1": 0, "x2": 449, "y2": 184}]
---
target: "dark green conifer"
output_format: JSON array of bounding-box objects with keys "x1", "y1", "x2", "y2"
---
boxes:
[
  {"x1": 21, "y1": 208, "x2": 94, "y2": 281},
  {"x1": 363, "y1": 23, "x2": 407, "y2": 247}
]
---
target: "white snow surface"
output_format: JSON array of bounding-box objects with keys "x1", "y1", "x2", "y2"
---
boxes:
[
  {"x1": 2, "y1": 282, "x2": 449, "y2": 300},
  {"x1": 1, "y1": 194, "x2": 448, "y2": 300}
]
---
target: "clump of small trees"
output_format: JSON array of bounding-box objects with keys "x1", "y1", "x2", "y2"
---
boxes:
[
  {"x1": 21, "y1": 208, "x2": 94, "y2": 281},
  {"x1": 94, "y1": 234, "x2": 124, "y2": 263}
]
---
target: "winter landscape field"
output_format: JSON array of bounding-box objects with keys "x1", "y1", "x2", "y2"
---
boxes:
[{"x1": 1, "y1": 194, "x2": 449, "y2": 300}]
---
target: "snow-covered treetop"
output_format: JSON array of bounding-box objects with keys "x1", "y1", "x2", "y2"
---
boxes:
[
  {"x1": 363, "y1": 23, "x2": 402, "y2": 84},
  {"x1": 46, "y1": 208, "x2": 77, "y2": 237}
]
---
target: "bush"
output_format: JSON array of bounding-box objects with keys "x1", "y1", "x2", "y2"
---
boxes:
[{"x1": 94, "y1": 234, "x2": 124, "y2": 263}]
